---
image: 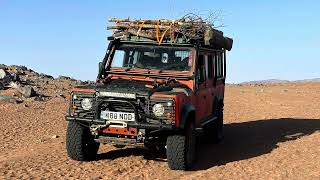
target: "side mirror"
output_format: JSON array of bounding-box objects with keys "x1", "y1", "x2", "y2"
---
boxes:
[{"x1": 99, "y1": 62, "x2": 103, "y2": 72}]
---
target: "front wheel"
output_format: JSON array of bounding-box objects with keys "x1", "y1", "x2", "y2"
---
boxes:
[
  {"x1": 66, "y1": 121, "x2": 100, "y2": 161},
  {"x1": 166, "y1": 120, "x2": 196, "y2": 170}
]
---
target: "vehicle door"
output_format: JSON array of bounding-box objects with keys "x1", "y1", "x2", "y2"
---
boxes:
[
  {"x1": 212, "y1": 50, "x2": 226, "y2": 109},
  {"x1": 205, "y1": 53, "x2": 215, "y2": 117},
  {"x1": 195, "y1": 53, "x2": 211, "y2": 122}
]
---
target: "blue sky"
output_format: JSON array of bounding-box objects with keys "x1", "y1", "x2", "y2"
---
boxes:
[{"x1": 0, "y1": 0, "x2": 319, "y2": 83}]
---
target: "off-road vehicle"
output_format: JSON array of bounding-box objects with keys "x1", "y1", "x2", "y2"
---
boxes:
[{"x1": 65, "y1": 17, "x2": 232, "y2": 170}]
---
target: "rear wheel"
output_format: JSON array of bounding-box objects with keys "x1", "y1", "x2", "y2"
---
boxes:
[
  {"x1": 166, "y1": 120, "x2": 196, "y2": 170},
  {"x1": 66, "y1": 121, "x2": 100, "y2": 161}
]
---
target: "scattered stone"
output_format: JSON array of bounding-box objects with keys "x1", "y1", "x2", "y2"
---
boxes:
[
  {"x1": 9, "y1": 82, "x2": 19, "y2": 89},
  {"x1": 34, "y1": 96, "x2": 45, "y2": 102},
  {"x1": 51, "y1": 135, "x2": 59, "y2": 139},
  {"x1": 0, "y1": 82, "x2": 4, "y2": 90},
  {"x1": 20, "y1": 86, "x2": 36, "y2": 98},
  {"x1": 9, "y1": 98, "x2": 18, "y2": 104},
  {"x1": 10, "y1": 82, "x2": 36, "y2": 98},
  {"x1": 0, "y1": 64, "x2": 6, "y2": 69},
  {"x1": 0, "y1": 94, "x2": 13, "y2": 102},
  {"x1": 11, "y1": 65, "x2": 28, "y2": 72},
  {"x1": 11, "y1": 73, "x2": 20, "y2": 82},
  {"x1": 0, "y1": 69, "x2": 8, "y2": 79},
  {"x1": 59, "y1": 94, "x2": 66, "y2": 99},
  {"x1": 15, "y1": 98, "x2": 24, "y2": 104},
  {"x1": 1, "y1": 64, "x2": 78, "y2": 103},
  {"x1": 81, "y1": 80, "x2": 95, "y2": 85},
  {"x1": 0, "y1": 94, "x2": 22, "y2": 104}
]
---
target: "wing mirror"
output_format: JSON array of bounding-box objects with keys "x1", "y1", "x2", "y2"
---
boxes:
[{"x1": 99, "y1": 62, "x2": 103, "y2": 72}]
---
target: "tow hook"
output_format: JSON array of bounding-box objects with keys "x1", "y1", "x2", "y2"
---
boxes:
[
  {"x1": 137, "y1": 129, "x2": 145, "y2": 142},
  {"x1": 90, "y1": 121, "x2": 111, "y2": 136}
]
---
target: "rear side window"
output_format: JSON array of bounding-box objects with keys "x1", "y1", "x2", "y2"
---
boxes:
[
  {"x1": 207, "y1": 55, "x2": 213, "y2": 79},
  {"x1": 197, "y1": 55, "x2": 206, "y2": 83},
  {"x1": 216, "y1": 52, "x2": 223, "y2": 78}
]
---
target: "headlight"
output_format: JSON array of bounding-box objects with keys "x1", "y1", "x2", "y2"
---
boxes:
[
  {"x1": 81, "y1": 98, "x2": 92, "y2": 110},
  {"x1": 152, "y1": 103, "x2": 165, "y2": 117},
  {"x1": 72, "y1": 95, "x2": 77, "y2": 100}
]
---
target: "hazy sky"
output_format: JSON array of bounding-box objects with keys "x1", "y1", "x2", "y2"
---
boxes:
[{"x1": 0, "y1": 0, "x2": 319, "y2": 83}]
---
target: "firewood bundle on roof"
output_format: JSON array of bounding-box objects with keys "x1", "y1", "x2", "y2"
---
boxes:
[{"x1": 107, "y1": 14, "x2": 233, "y2": 51}]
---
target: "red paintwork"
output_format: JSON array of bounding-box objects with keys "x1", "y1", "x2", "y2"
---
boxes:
[
  {"x1": 71, "y1": 88, "x2": 95, "y2": 93},
  {"x1": 102, "y1": 127, "x2": 138, "y2": 136}
]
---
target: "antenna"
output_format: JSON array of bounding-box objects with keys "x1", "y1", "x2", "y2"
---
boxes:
[{"x1": 170, "y1": 0, "x2": 175, "y2": 19}]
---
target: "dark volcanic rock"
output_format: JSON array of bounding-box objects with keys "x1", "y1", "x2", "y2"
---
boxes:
[
  {"x1": 10, "y1": 82, "x2": 36, "y2": 98},
  {"x1": 1, "y1": 64, "x2": 82, "y2": 102},
  {"x1": 0, "y1": 82, "x2": 4, "y2": 90},
  {"x1": 57, "y1": 76, "x2": 71, "y2": 80},
  {"x1": 39, "y1": 73, "x2": 54, "y2": 80}
]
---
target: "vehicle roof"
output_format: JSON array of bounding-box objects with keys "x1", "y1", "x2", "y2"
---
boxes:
[{"x1": 113, "y1": 40, "x2": 224, "y2": 51}]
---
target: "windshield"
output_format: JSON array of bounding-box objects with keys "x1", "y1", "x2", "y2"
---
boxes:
[{"x1": 111, "y1": 45, "x2": 193, "y2": 72}]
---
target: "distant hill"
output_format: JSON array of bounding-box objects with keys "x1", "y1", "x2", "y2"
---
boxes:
[
  {"x1": 294, "y1": 78, "x2": 320, "y2": 83},
  {"x1": 240, "y1": 78, "x2": 320, "y2": 85},
  {"x1": 240, "y1": 79, "x2": 291, "y2": 85}
]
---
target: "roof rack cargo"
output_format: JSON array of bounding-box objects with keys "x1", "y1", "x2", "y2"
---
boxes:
[{"x1": 107, "y1": 15, "x2": 233, "y2": 51}]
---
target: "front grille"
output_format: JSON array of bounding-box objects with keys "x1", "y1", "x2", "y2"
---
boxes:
[
  {"x1": 97, "y1": 97, "x2": 174, "y2": 124},
  {"x1": 72, "y1": 92, "x2": 96, "y2": 119},
  {"x1": 99, "y1": 100, "x2": 136, "y2": 113},
  {"x1": 97, "y1": 97, "x2": 146, "y2": 119}
]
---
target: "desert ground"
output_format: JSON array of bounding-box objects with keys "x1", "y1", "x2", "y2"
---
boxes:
[{"x1": 0, "y1": 67, "x2": 319, "y2": 179}]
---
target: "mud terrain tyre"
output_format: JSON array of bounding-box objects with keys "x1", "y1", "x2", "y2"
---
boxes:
[
  {"x1": 166, "y1": 120, "x2": 196, "y2": 170},
  {"x1": 66, "y1": 121, "x2": 100, "y2": 161},
  {"x1": 204, "y1": 105, "x2": 224, "y2": 143}
]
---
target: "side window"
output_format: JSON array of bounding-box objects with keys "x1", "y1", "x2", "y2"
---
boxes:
[
  {"x1": 207, "y1": 55, "x2": 213, "y2": 79},
  {"x1": 216, "y1": 52, "x2": 223, "y2": 78},
  {"x1": 213, "y1": 54, "x2": 216, "y2": 79},
  {"x1": 111, "y1": 50, "x2": 125, "y2": 67},
  {"x1": 197, "y1": 54, "x2": 206, "y2": 83},
  {"x1": 223, "y1": 51, "x2": 226, "y2": 77}
]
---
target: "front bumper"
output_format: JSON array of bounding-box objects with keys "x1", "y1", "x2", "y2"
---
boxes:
[{"x1": 65, "y1": 116, "x2": 174, "y2": 130}]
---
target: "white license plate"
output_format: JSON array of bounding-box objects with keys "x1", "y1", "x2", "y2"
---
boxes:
[{"x1": 100, "y1": 111, "x2": 135, "y2": 121}]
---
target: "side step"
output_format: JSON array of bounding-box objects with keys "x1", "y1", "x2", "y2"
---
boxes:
[
  {"x1": 195, "y1": 116, "x2": 218, "y2": 135},
  {"x1": 195, "y1": 127, "x2": 204, "y2": 134},
  {"x1": 201, "y1": 117, "x2": 218, "y2": 127}
]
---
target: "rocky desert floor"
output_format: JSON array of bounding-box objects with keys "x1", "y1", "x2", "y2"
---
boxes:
[{"x1": 0, "y1": 80, "x2": 320, "y2": 179}]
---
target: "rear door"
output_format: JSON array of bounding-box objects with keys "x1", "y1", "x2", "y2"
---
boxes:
[{"x1": 213, "y1": 50, "x2": 226, "y2": 104}]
